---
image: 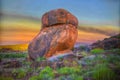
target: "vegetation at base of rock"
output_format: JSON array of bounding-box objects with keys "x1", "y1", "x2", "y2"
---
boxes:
[
  {"x1": 0, "y1": 48, "x2": 120, "y2": 79},
  {"x1": 1, "y1": 50, "x2": 120, "y2": 80},
  {"x1": 58, "y1": 66, "x2": 81, "y2": 75},
  {"x1": 0, "y1": 53, "x2": 27, "y2": 59},
  {"x1": 70, "y1": 74, "x2": 83, "y2": 80},
  {"x1": 39, "y1": 66, "x2": 54, "y2": 80},
  {"x1": 29, "y1": 66, "x2": 54, "y2": 80},
  {"x1": 80, "y1": 51, "x2": 88, "y2": 56},
  {"x1": 106, "y1": 48, "x2": 120, "y2": 55},
  {"x1": 0, "y1": 76, "x2": 13, "y2": 80},
  {"x1": 1, "y1": 34, "x2": 120, "y2": 80},
  {"x1": 36, "y1": 57, "x2": 46, "y2": 62},
  {"x1": 106, "y1": 54, "x2": 120, "y2": 64},
  {"x1": 91, "y1": 48, "x2": 105, "y2": 54},
  {"x1": 12, "y1": 68, "x2": 27, "y2": 79},
  {"x1": 92, "y1": 64, "x2": 116, "y2": 80},
  {"x1": 29, "y1": 76, "x2": 38, "y2": 80}
]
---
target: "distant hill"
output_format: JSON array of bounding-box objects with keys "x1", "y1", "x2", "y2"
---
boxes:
[
  {"x1": 0, "y1": 44, "x2": 28, "y2": 51},
  {"x1": 91, "y1": 34, "x2": 120, "y2": 50}
]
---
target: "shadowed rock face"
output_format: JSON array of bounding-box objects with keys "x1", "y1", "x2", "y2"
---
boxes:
[
  {"x1": 28, "y1": 9, "x2": 78, "y2": 60},
  {"x1": 91, "y1": 34, "x2": 120, "y2": 50}
]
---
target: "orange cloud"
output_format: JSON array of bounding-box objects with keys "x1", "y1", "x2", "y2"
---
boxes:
[
  {"x1": 77, "y1": 30, "x2": 110, "y2": 44},
  {"x1": 78, "y1": 25, "x2": 120, "y2": 36}
]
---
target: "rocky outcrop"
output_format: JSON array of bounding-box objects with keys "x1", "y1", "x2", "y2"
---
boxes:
[
  {"x1": 41, "y1": 8, "x2": 78, "y2": 28},
  {"x1": 91, "y1": 34, "x2": 120, "y2": 50},
  {"x1": 28, "y1": 9, "x2": 78, "y2": 60}
]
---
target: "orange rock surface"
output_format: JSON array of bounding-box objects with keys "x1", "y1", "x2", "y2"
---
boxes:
[
  {"x1": 28, "y1": 9, "x2": 78, "y2": 60},
  {"x1": 41, "y1": 8, "x2": 78, "y2": 28}
]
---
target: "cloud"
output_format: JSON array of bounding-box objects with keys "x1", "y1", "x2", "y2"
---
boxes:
[
  {"x1": 0, "y1": 12, "x2": 40, "y2": 22},
  {"x1": 78, "y1": 25, "x2": 120, "y2": 36}
]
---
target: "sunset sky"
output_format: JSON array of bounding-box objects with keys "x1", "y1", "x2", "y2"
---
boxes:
[{"x1": 0, "y1": 0, "x2": 120, "y2": 45}]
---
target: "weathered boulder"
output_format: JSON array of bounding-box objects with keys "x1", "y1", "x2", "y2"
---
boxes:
[
  {"x1": 28, "y1": 9, "x2": 78, "y2": 60},
  {"x1": 41, "y1": 8, "x2": 78, "y2": 28}
]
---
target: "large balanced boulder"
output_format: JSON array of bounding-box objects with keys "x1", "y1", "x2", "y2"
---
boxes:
[{"x1": 28, "y1": 8, "x2": 78, "y2": 60}]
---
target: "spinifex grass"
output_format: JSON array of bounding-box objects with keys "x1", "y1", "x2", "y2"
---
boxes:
[
  {"x1": 92, "y1": 63, "x2": 116, "y2": 80},
  {"x1": 0, "y1": 53, "x2": 27, "y2": 59},
  {"x1": 91, "y1": 48, "x2": 105, "y2": 54},
  {"x1": 29, "y1": 66, "x2": 54, "y2": 80}
]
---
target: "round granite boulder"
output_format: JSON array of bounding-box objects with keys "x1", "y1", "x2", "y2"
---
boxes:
[
  {"x1": 28, "y1": 8, "x2": 78, "y2": 60},
  {"x1": 41, "y1": 8, "x2": 78, "y2": 28}
]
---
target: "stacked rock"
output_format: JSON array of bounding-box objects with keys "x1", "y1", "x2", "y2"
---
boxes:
[{"x1": 28, "y1": 9, "x2": 78, "y2": 60}]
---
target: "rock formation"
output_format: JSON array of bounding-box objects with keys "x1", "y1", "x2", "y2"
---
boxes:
[
  {"x1": 91, "y1": 34, "x2": 120, "y2": 50},
  {"x1": 41, "y1": 9, "x2": 78, "y2": 28},
  {"x1": 28, "y1": 9, "x2": 78, "y2": 60}
]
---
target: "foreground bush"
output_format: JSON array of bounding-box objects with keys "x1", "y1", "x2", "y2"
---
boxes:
[
  {"x1": 92, "y1": 64, "x2": 116, "y2": 80},
  {"x1": 91, "y1": 48, "x2": 105, "y2": 54},
  {"x1": 69, "y1": 74, "x2": 83, "y2": 80},
  {"x1": 29, "y1": 66, "x2": 54, "y2": 80},
  {"x1": 12, "y1": 68, "x2": 27, "y2": 79},
  {"x1": 39, "y1": 66, "x2": 54, "y2": 80},
  {"x1": 0, "y1": 76, "x2": 13, "y2": 80},
  {"x1": 58, "y1": 66, "x2": 81, "y2": 75}
]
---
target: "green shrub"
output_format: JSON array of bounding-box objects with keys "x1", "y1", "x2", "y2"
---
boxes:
[
  {"x1": 23, "y1": 61, "x2": 32, "y2": 70},
  {"x1": 59, "y1": 76, "x2": 66, "y2": 80},
  {"x1": 29, "y1": 66, "x2": 54, "y2": 80},
  {"x1": 12, "y1": 68, "x2": 26, "y2": 79},
  {"x1": 17, "y1": 71, "x2": 26, "y2": 79},
  {"x1": 36, "y1": 57, "x2": 46, "y2": 62},
  {"x1": 106, "y1": 48, "x2": 120, "y2": 55},
  {"x1": 29, "y1": 76, "x2": 38, "y2": 80},
  {"x1": 0, "y1": 53, "x2": 27, "y2": 59},
  {"x1": 58, "y1": 66, "x2": 81, "y2": 75},
  {"x1": 70, "y1": 74, "x2": 83, "y2": 80},
  {"x1": 106, "y1": 54, "x2": 120, "y2": 64},
  {"x1": 92, "y1": 64, "x2": 116, "y2": 80},
  {"x1": 38, "y1": 66, "x2": 54, "y2": 80},
  {"x1": 114, "y1": 61, "x2": 120, "y2": 69},
  {"x1": 91, "y1": 48, "x2": 105, "y2": 54},
  {"x1": 81, "y1": 51, "x2": 88, "y2": 56},
  {"x1": 23, "y1": 61, "x2": 32, "y2": 65},
  {"x1": 0, "y1": 76, "x2": 13, "y2": 80}
]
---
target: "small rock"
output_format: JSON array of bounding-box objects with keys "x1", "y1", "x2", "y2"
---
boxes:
[{"x1": 48, "y1": 51, "x2": 75, "y2": 62}]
